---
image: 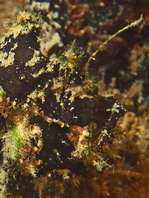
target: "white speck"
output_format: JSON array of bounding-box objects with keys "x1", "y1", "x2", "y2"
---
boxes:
[{"x1": 53, "y1": 12, "x2": 59, "y2": 18}]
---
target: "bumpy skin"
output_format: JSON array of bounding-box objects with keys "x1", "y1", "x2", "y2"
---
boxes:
[
  {"x1": 0, "y1": 0, "x2": 67, "y2": 100},
  {"x1": 0, "y1": 0, "x2": 124, "y2": 196}
]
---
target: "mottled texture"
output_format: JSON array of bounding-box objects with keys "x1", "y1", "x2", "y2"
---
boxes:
[{"x1": 0, "y1": 0, "x2": 148, "y2": 197}]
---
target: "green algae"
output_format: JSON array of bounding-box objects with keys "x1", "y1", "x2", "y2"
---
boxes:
[
  {"x1": 0, "y1": 87, "x2": 5, "y2": 97},
  {"x1": 6, "y1": 121, "x2": 26, "y2": 160}
]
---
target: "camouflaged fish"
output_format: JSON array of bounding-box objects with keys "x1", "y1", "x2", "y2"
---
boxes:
[{"x1": 0, "y1": 0, "x2": 124, "y2": 197}]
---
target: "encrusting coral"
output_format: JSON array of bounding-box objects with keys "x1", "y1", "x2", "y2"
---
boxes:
[{"x1": 0, "y1": 0, "x2": 148, "y2": 197}]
